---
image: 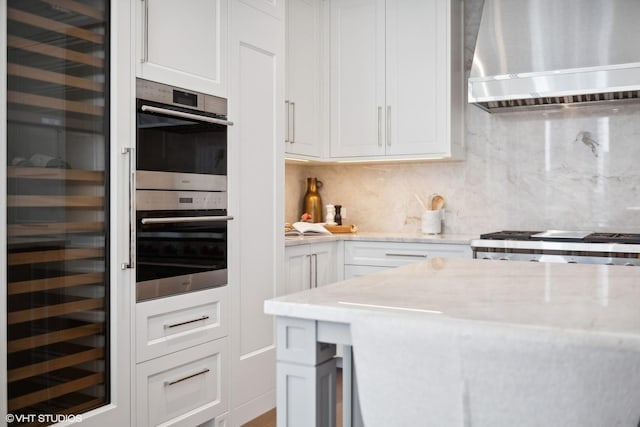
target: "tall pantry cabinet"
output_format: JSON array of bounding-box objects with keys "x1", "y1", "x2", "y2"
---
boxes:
[
  {"x1": 228, "y1": 0, "x2": 285, "y2": 426},
  {"x1": 2, "y1": 1, "x2": 133, "y2": 426}
]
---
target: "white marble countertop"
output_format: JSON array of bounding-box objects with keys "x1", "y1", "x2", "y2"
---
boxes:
[
  {"x1": 267, "y1": 258, "x2": 640, "y2": 426},
  {"x1": 285, "y1": 231, "x2": 477, "y2": 247},
  {"x1": 265, "y1": 257, "x2": 640, "y2": 337}
]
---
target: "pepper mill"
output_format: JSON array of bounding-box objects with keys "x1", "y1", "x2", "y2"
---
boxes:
[{"x1": 334, "y1": 204, "x2": 342, "y2": 225}]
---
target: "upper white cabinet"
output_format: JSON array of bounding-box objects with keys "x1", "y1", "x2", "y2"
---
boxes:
[
  {"x1": 330, "y1": 0, "x2": 464, "y2": 160},
  {"x1": 285, "y1": 0, "x2": 324, "y2": 158},
  {"x1": 136, "y1": 0, "x2": 228, "y2": 97}
]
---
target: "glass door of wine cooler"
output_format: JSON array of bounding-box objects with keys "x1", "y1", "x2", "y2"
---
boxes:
[{"x1": 5, "y1": 1, "x2": 113, "y2": 424}]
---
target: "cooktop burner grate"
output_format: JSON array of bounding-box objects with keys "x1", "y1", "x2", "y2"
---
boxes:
[
  {"x1": 479, "y1": 230, "x2": 542, "y2": 241},
  {"x1": 584, "y1": 233, "x2": 640, "y2": 244}
]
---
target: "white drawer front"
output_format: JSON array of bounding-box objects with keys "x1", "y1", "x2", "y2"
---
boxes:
[
  {"x1": 345, "y1": 241, "x2": 471, "y2": 267},
  {"x1": 136, "y1": 338, "x2": 228, "y2": 427},
  {"x1": 136, "y1": 287, "x2": 229, "y2": 362}
]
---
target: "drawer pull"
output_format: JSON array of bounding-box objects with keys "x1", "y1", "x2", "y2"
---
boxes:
[
  {"x1": 164, "y1": 315, "x2": 210, "y2": 329},
  {"x1": 164, "y1": 368, "x2": 210, "y2": 386},
  {"x1": 384, "y1": 253, "x2": 428, "y2": 258}
]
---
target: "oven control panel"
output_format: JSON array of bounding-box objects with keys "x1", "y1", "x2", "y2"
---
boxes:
[{"x1": 136, "y1": 190, "x2": 227, "y2": 211}]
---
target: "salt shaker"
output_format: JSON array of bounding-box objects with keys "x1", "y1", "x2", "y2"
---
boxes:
[{"x1": 326, "y1": 205, "x2": 336, "y2": 225}]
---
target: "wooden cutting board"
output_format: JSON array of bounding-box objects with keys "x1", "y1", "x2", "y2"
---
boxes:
[{"x1": 323, "y1": 224, "x2": 357, "y2": 234}]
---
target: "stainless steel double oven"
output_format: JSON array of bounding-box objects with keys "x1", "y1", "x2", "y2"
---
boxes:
[{"x1": 135, "y1": 79, "x2": 233, "y2": 301}]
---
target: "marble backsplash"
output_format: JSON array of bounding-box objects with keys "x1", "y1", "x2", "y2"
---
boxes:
[{"x1": 285, "y1": 0, "x2": 640, "y2": 235}]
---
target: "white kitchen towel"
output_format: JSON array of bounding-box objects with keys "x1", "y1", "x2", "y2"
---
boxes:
[{"x1": 349, "y1": 312, "x2": 640, "y2": 427}]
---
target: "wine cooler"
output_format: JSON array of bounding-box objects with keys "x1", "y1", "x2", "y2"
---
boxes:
[{"x1": 6, "y1": 0, "x2": 111, "y2": 424}]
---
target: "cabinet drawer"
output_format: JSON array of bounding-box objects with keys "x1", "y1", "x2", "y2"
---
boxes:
[
  {"x1": 136, "y1": 338, "x2": 229, "y2": 427},
  {"x1": 344, "y1": 241, "x2": 470, "y2": 267},
  {"x1": 136, "y1": 287, "x2": 229, "y2": 362}
]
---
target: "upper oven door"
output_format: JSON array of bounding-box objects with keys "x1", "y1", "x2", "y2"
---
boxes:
[{"x1": 136, "y1": 99, "x2": 230, "y2": 191}]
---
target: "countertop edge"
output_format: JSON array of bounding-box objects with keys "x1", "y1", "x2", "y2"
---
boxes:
[{"x1": 285, "y1": 232, "x2": 477, "y2": 246}]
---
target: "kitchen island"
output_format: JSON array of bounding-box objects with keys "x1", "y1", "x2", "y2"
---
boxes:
[{"x1": 264, "y1": 258, "x2": 640, "y2": 427}]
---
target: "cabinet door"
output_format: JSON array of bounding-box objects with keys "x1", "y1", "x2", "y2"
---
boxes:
[
  {"x1": 386, "y1": 0, "x2": 446, "y2": 156},
  {"x1": 330, "y1": 0, "x2": 386, "y2": 157},
  {"x1": 228, "y1": 1, "x2": 285, "y2": 424},
  {"x1": 285, "y1": 0, "x2": 322, "y2": 157},
  {"x1": 138, "y1": 0, "x2": 228, "y2": 96},
  {"x1": 238, "y1": 0, "x2": 285, "y2": 20},
  {"x1": 312, "y1": 243, "x2": 338, "y2": 287},
  {"x1": 284, "y1": 245, "x2": 312, "y2": 293}
]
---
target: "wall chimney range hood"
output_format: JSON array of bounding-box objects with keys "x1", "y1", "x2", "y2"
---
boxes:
[{"x1": 468, "y1": 0, "x2": 640, "y2": 112}]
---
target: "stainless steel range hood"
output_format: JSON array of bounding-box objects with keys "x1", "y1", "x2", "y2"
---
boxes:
[{"x1": 468, "y1": 0, "x2": 640, "y2": 112}]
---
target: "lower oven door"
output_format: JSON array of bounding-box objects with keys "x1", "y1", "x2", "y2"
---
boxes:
[{"x1": 136, "y1": 209, "x2": 230, "y2": 301}]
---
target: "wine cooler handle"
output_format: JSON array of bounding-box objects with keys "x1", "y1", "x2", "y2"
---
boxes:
[{"x1": 121, "y1": 147, "x2": 134, "y2": 270}]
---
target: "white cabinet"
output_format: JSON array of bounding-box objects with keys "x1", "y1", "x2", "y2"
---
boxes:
[
  {"x1": 285, "y1": 0, "x2": 324, "y2": 158},
  {"x1": 344, "y1": 240, "x2": 471, "y2": 278},
  {"x1": 330, "y1": 0, "x2": 385, "y2": 157},
  {"x1": 228, "y1": 1, "x2": 285, "y2": 424},
  {"x1": 136, "y1": 338, "x2": 229, "y2": 427},
  {"x1": 330, "y1": 0, "x2": 464, "y2": 160},
  {"x1": 285, "y1": 241, "x2": 338, "y2": 293},
  {"x1": 135, "y1": 288, "x2": 230, "y2": 426},
  {"x1": 238, "y1": 0, "x2": 285, "y2": 20},
  {"x1": 136, "y1": 0, "x2": 228, "y2": 96},
  {"x1": 135, "y1": 287, "x2": 229, "y2": 363}
]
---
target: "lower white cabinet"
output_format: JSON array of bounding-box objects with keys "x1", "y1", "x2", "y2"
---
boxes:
[
  {"x1": 344, "y1": 240, "x2": 471, "y2": 278},
  {"x1": 136, "y1": 287, "x2": 229, "y2": 363},
  {"x1": 285, "y1": 241, "x2": 338, "y2": 293},
  {"x1": 136, "y1": 338, "x2": 229, "y2": 427}
]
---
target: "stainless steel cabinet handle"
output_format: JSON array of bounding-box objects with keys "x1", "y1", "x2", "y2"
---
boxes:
[
  {"x1": 312, "y1": 253, "x2": 318, "y2": 288},
  {"x1": 378, "y1": 106, "x2": 382, "y2": 147},
  {"x1": 285, "y1": 100, "x2": 290, "y2": 143},
  {"x1": 386, "y1": 105, "x2": 391, "y2": 146},
  {"x1": 164, "y1": 368, "x2": 210, "y2": 386},
  {"x1": 308, "y1": 254, "x2": 313, "y2": 289},
  {"x1": 384, "y1": 253, "x2": 428, "y2": 258},
  {"x1": 291, "y1": 102, "x2": 296, "y2": 143},
  {"x1": 121, "y1": 147, "x2": 133, "y2": 270},
  {"x1": 164, "y1": 315, "x2": 210, "y2": 329},
  {"x1": 141, "y1": 215, "x2": 234, "y2": 225},
  {"x1": 140, "y1": 105, "x2": 234, "y2": 126},
  {"x1": 142, "y1": 0, "x2": 149, "y2": 63}
]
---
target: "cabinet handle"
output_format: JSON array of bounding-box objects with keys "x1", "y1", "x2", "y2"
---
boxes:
[
  {"x1": 384, "y1": 253, "x2": 428, "y2": 258},
  {"x1": 164, "y1": 368, "x2": 210, "y2": 386},
  {"x1": 141, "y1": 215, "x2": 233, "y2": 225},
  {"x1": 308, "y1": 254, "x2": 313, "y2": 289},
  {"x1": 121, "y1": 147, "x2": 133, "y2": 270},
  {"x1": 291, "y1": 102, "x2": 296, "y2": 143},
  {"x1": 164, "y1": 315, "x2": 210, "y2": 329},
  {"x1": 386, "y1": 105, "x2": 391, "y2": 146},
  {"x1": 312, "y1": 253, "x2": 318, "y2": 288},
  {"x1": 285, "y1": 100, "x2": 290, "y2": 143},
  {"x1": 141, "y1": 104, "x2": 234, "y2": 126},
  {"x1": 141, "y1": 0, "x2": 149, "y2": 63},
  {"x1": 377, "y1": 106, "x2": 382, "y2": 147}
]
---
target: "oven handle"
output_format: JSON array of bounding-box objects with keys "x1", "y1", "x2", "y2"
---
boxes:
[
  {"x1": 140, "y1": 104, "x2": 235, "y2": 126},
  {"x1": 141, "y1": 215, "x2": 234, "y2": 225}
]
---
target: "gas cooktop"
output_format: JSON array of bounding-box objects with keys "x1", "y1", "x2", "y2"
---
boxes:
[{"x1": 478, "y1": 230, "x2": 640, "y2": 244}]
